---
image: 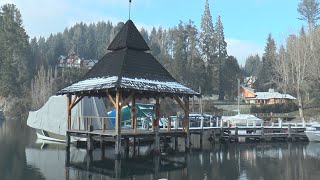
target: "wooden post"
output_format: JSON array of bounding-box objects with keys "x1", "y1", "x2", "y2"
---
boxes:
[
  {"x1": 132, "y1": 96, "x2": 137, "y2": 133},
  {"x1": 288, "y1": 124, "x2": 292, "y2": 141},
  {"x1": 86, "y1": 117, "x2": 88, "y2": 130},
  {"x1": 66, "y1": 131, "x2": 71, "y2": 148},
  {"x1": 87, "y1": 125, "x2": 94, "y2": 151},
  {"x1": 173, "y1": 137, "x2": 178, "y2": 150},
  {"x1": 200, "y1": 131, "x2": 203, "y2": 148},
  {"x1": 124, "y1": 138, "x2": 130, "y2": 158},
  {"x1": 102, "y1": 118, "x2": 105, "y2": 132},
  {"x1": 115, "y1": 89, "x2": 122, "y2": 158},
  {"x1": 261, "y1": 127, "x2": 265, "y2": 142},
  {"x1": 167, "y1": 117, "x2": 171, "y2": 131},
  {"x1": 154, "y1": 96, "x2": 160, "y2": 154},
  {"x1": 67, "y1": 94, "x2": 72, "y2": 130},
  {"x1": 213, "y1": 130, "x2": 216, "y2": 143},
  {"x1": 184, "y1": 96, "x2": 190, "y2": 151},
  {"x1": 78, "y1": 117, "x2": 80, "y2": 130},
  {"x1": 133, "y1": 137, "x2": 136, "y2": 157},
  {"x1": 235, "y1": 126, "x2": 239, "y2": 142}
]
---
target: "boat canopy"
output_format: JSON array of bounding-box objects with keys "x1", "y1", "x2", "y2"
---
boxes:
[
  {"x1": 27, "y1": 95, "x2": 114, "y2": 136},
  {"x1": 108, "y1": 103, "x2": 155, "y2": 126},
  {"x1": 222, "y1": 114, "x2": 263, "y2": 125}
]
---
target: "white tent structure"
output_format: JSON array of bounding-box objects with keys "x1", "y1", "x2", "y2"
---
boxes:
[
  {"x1": 27, "y1": 95, "x2": 114, "y2": 142},
  {"x1": 222, "y1": 114, "x2": 263, "y2": 126}
]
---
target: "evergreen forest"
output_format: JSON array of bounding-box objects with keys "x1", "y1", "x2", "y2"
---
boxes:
[{"x1": 1, "y1": 0, "x2": 320, "y2": 121}]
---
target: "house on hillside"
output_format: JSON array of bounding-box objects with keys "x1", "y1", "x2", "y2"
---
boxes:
[
  {"x1": 240, "y1": 87, "x2": 296, "y2": 104},
  {"x1": 58, "y1": 51, "x2": 97, "y2": 69}
]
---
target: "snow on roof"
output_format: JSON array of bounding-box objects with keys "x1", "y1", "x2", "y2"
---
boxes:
[
  {"x1": 120, "y1": 77, "x2": 198, "y2": 95},
  {"x1": 58, "y1": 76, "x2": 199, "y2": 95},
  {"x1": 58, "y1": 76, "x2": 118, "y2": 94},
  {"x1": 254, "y1": 91, "x2": 296, "y2": 100}
]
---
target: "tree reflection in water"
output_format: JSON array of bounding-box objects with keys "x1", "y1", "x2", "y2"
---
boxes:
[{"x1": 1, "y1": 120, "x2": 320, "y2": 180}]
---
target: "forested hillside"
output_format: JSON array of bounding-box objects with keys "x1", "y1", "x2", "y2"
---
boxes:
[
  {"x1": 0, "y1": 1, "x2": 243, "y2": 119},
  {"x1": 2, "y1": 0, "x2": 319, "y2": 121}
]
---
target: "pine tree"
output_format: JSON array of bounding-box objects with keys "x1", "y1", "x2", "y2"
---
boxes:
[
  {"x1": 298, "y1": 0, "x2": 320, "y2": 30},
  {"x1": 244, "y1": 54, "x2": 261, "y2": 76},
  {"x1": 185, "y1": 20, "x2": 204, "y2": 90},
  {"x1": 222, "y1": 56, "x2": 241, "y2": 100},
  {"x1": 172, "y1": 21, "x2": 188, "y2": 82},
  {"x1": 258, "y1": 33, "x2": 277, "y2": 91},
  {"x1": 0, "y1": 4, "x2": 33, "y2": 97},
  {"x1": 200, "y1": 0, "x2": 216, "y2": 95},
  {"x1": 214, "y1": 15, "x2": 228, "y2": 100}
]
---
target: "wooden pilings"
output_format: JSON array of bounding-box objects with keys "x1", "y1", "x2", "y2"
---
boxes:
[
  {"x1": 115, "y1": 90, "x2": 121, "y2": 158},
  {"x1": 87, "y1": 125, "x2": 94, "y2": 151},
  {"x1": 184, "y1": 96, "x2": 190, "y2": 151},
  {"x1": 261, "y1": 127, "x2": 265, "y2": 141},
  {"x1": 235, "y1": 126, "x2": 239, "y2": 142},
  {"x1": 154, "y1": 96, "x2": 160, "y2": 154},
  {"x1": 288, "y1": 124, "x2": 292, "y2": 141}
]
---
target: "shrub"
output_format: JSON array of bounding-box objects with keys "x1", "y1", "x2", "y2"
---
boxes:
[{"x1": 250, "y1": 102, "x2": 298, "y2": 113}]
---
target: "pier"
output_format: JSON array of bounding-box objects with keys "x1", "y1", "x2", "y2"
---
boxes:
[{"x1": 65, "y1": 120, "x2": 308, "y2": 158}]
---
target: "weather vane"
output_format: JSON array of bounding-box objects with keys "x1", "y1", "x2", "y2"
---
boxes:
[{"x1": 129, "y1": 0, "x2": 132, "y2": 20}]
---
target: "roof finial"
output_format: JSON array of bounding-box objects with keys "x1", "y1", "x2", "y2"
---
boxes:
[{"x1": 129, "y1": 0, "x2": 132, "y2": 20}]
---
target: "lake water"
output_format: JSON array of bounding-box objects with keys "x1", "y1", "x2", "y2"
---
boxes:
[{"x1": 1, "y1": 119, "x2": 320, "y2": 180}]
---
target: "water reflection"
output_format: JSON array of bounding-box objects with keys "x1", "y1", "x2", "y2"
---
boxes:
[{"x1": 2, "y1": 120, "x2": 320, "y2": 180}]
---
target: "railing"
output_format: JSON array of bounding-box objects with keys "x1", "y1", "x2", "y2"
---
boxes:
[
  {"x1": 69, "y1": 116, "x2": 112, "y2": 132},
  {"x1": 68, "y1": 115, "x2": 310, "y2": 133}
]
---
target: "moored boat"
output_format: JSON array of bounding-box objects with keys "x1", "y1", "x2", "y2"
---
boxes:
[
  {"x1": 305, "y1": 125, "x2": 320, "y2": 141},
  {"x1": 27, "y1": 95, "x2": 113, "y2": 142}
]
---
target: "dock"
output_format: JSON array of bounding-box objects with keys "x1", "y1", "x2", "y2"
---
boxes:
[{"x1": 66, "y1": 121, "x2": 308, "y2": 159}]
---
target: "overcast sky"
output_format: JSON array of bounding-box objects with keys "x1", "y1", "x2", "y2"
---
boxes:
[{"x1": 0, "y1": 0, "x2": 305, "y2": 65}]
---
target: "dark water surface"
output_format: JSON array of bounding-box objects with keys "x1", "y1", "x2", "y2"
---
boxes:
[{"x1": 1, "y1": 119, "x2": 320, "y2": 180}]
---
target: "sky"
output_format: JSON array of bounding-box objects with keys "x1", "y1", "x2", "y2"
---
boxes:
[{"x1": 0, "y1": 0, "x2": 305, "y2": 65}]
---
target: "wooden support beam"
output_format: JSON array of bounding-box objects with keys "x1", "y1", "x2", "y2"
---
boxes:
[
  {"x1": 120, "y1": 91, "x2": 135, "y2": 108},
  {"x1": 115, "y1": 89, "x2": 122, "y2": 158},
  {"x1": 173, "y1": 95, "x2": 187, "y2": 112},
  {"x1": 184, "y1": 96, "x2": 190, "y2": 151},
  {"x1": 67, "y1": 94, "x2": 72, "y2": 130},
  {"x1": 154, "y1": 96, "x2": 160, "y2": 154},
  {"x1": 131, "y1": 96, "x2": 136, "y2": 130},
  {"x1": 106, "y1": 92, "x2": 116, "y2": 108},
  {"x1": 70, "y1": 96, "x2": 84, "y2": 110}
]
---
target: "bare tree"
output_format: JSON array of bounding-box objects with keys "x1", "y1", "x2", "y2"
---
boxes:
[
  {"x1": 31, "y1": 66, "x2": 58, "y2": 110},
  {"x1": 273, "y1": 29, "x2": 320, "y2": 125}
]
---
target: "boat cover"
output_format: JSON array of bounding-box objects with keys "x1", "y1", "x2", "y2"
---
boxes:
[
  {"x1": 222, "y1": 114, "x2": 263, "y2": 125},
  {"x1": 27, "y1": 95, "x2": 114, "y2": 136}
]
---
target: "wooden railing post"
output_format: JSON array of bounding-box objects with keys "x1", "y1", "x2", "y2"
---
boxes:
[
  {"x1": 288, "y1": 124, "x2": 292, "y2": 141},
  {"x1": 78, "y1": 117, "x2": 81, "y2": 130},
  {"x1": 261, "y1": 127, "x2": 265, "y2": 141},
  {"x1": 102, "y1": 118, "x2": 105, "y2": 132}
]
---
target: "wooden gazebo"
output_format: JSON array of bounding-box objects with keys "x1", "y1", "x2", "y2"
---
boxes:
[{"x1": 57, "y1": 20, "x2": 200, "y2": 157}]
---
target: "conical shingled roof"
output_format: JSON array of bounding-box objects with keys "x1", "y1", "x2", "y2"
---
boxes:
[
  {"x1": 107, "y1": 20, "x2": 150, "y2": 51},
  {"x1": 57, "y1": 20, "x2": 199, "y2": 96}
]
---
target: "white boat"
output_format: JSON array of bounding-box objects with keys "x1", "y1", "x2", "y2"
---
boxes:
[
  {"x1": 221, "y1": 79, "x2": 263, "y2": 127},
  {"x1": 222, "y1": 113, "x2": 263, "y2": 126},
  {"x1": 305, "y1": 125, "x2": 320, "y2": 141},
  {"x1": 27, "y1": 95, "x2": 114, "y2": 142}
]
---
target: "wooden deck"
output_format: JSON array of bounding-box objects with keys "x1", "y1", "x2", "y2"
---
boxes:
[{"x1": 68, "y1": 128, "x2": 186, "y2": 139}]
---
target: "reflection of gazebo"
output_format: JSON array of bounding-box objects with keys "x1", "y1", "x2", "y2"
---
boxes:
[{"x1": 57, "y1": 20, "x2": 199, "y2": 157}]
